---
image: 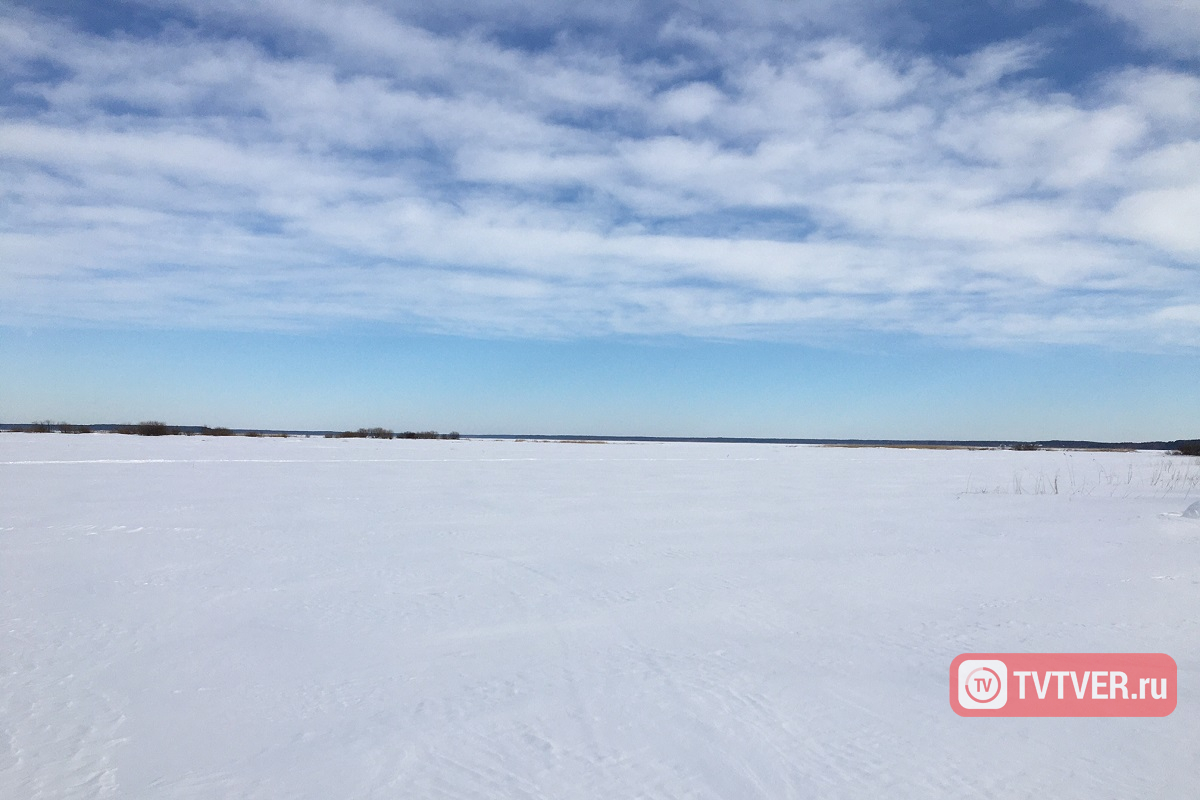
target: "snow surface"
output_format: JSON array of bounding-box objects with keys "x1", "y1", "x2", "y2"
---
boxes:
[{"x1": 2, "y1": 433, "x2": 1198, "y2": 798}]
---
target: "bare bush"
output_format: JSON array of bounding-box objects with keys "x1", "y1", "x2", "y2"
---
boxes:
[
  {"x1": 200, "y1": 426, "x2": 235, "y2": 436},
  {"x1": 335, "y1": 428, "x2": 394, "y2": 439},
  {"x1": 399, "y1": 431, "x2": 460, "y2": 439},
  {"x1": 115, "y1": 421, "x2": 179, "y2": 436}
]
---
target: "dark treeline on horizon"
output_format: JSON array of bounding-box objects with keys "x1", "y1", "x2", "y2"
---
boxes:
[
  {"x1": 1, "y1": 421, "x2": 1197, "y2": 454},
  {"x1": 0, "y1": 421, "x2": 459, "y2": 440}
]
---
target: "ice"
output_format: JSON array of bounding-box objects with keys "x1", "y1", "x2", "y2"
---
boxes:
[{"x1": 2, "y1": 434, "x2": 1198, "y2": 798}]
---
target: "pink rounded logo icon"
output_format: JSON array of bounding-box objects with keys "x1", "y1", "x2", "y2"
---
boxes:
[
  {"x1": 957, "y1": 659, "x2": 1008, "y2": 709},
  {"x1": 964, "y1": 666, "x2": 1003, "y2": 704}
]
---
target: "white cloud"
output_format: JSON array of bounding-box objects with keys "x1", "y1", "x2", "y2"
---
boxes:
[
  {"x1": 0, "y1": 2, "x2": 1197, "y2": 348},
  {"x1": 657, "y1": 82, "x2": 723, "y2": 124},
  {"x1": 1084, "y1": 0, "x2": 1200, "y2": 58},
  {"x1": 1112, "y1": 184, "x2": 1200, "y2": 256}
]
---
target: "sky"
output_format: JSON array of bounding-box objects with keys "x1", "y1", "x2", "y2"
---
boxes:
[{"x1": 1, "y1": 0, "x2": 1198, "y2": 439}]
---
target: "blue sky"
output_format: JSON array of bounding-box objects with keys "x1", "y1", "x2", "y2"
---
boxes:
[{"x1": 2, "y1": 0, "x2": 1198, "y2": 438}]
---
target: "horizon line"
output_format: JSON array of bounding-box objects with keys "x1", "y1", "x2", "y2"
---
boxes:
[{"x1": 2, "y1": 423, "x2": 1197, "y2": 451}]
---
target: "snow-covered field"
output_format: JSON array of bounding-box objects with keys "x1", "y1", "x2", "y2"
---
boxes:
[{"x1": 2, "y1": 433, "x2": 1198, "y2": 798}]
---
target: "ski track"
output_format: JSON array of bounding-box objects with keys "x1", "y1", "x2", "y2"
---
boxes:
[{"x1": 2, "y1": 433, "x2": 1199, "y2": 798}]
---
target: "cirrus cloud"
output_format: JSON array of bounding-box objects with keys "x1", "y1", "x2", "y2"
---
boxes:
[{"x1": 1, "y1": 0, "x2": 1198, "y2": 347}]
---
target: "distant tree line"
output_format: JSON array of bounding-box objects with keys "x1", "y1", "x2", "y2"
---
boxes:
[
  {"x1": 115, "y1": 421, "x2": 178, "y2": 436},
  {"x1": 199, "y1": 426, "x2": 235, "y2": 436},
  {"x1": 11, "y1": 423, "x2": 1188, "y2": 450},
  {"x1": 327, "y1": 428, "x2": 460, "y2": 440},
  {"x1": 3, "y1": 421, "x2": 463, "y2": 439},
  {"x1": 22, "y1": 421, "x2": 93, "y2": 434}
]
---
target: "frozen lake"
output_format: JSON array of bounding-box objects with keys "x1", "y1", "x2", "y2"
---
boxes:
[{"x1": 2, "y1": 434, "x2": 1198, "y2": 798}]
